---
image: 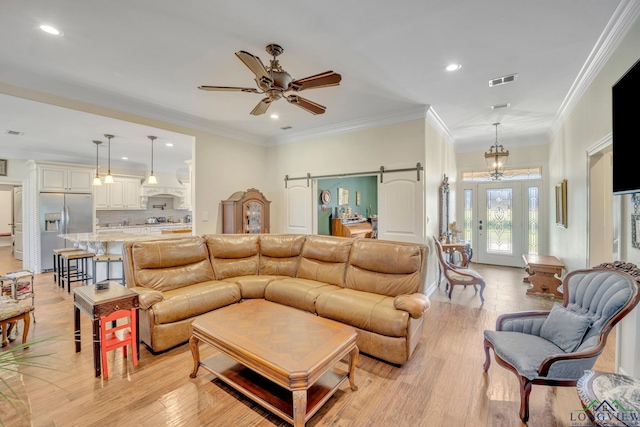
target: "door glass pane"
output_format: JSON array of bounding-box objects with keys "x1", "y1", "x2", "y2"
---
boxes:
[
  {"x1": 486, "y1": 188, "x2": 512, "y2": 254},
  {"x1": 463, "y1": 189, "x2": 473, "y2": 244},
  {"x1": 528, "y1": 186, "x2": 539, "y2": 255}
]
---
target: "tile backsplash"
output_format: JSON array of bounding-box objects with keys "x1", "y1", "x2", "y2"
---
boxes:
[{"x1": 96, "y1": 196, "x2": 191, "y2": 226}]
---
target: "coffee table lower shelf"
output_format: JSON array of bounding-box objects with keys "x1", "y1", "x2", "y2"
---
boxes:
[{"x1": 200, "y1": 353, "x2": 349, "y2": 425}]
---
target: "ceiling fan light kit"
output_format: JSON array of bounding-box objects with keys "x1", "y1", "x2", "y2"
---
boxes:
[{"x1": 199, "y1": 44, "x2": 341, "y2": 116}]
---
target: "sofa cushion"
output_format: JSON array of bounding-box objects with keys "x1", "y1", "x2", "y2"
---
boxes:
[
  {"x1": 259, "y1": 234, "x2": 306, "y2": 276},
  {"x1": 346, "y1": 239, "x2": 424, "y2": 296},
  {"x1": 316, "y1": 289, "x2": 410, "y2": 337},
  {"x1": 539, "y1": 303, "x2": 592, "y2": 352},
  {"x1": 205, "y1": 234, "x2": 260, "y2": 279},
  {"x1": 265, "y1": 278, "x2": 341, "y2": 313},
  {"x1": 222, "y1": 275, "x2": 285, "y2": 299},
  {"x1": 130, "y1": 237, "x2": 215, "y2": 292},
  {"x1": 296, "y1": 235, "x2": 353, "y2": 286},
  {"x1": 151, "y1": 280, "x2": 241, "y2": 324}
]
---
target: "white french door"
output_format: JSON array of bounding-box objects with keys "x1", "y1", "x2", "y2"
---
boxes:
[{"x1": 465, "y1": 180, "x2": 542, "y2": 268}]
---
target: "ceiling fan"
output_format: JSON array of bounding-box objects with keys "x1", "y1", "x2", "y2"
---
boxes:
[{"x1": 198, "y1": 44, "x2": 341, "y2": 116}]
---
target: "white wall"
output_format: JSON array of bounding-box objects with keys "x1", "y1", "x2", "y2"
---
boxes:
[
  {"x1": 265, "y1": 119, "x2": 427, "y2": 235},
  {"x1": 0, "y1": 190, "x2": 12, "y2": 244},
  {"x1": 549, "y1": 16, "x2": 640, "y2": 377}
]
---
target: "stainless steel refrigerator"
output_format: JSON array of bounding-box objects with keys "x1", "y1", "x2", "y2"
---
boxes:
[{"x1": 40, "y1": 193, "x2": 93, "y2": 271}]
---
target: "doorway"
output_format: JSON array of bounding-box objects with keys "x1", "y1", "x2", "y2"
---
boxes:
[{"x1": 462, "y1": 179, "x2": 542, "y2": 267}]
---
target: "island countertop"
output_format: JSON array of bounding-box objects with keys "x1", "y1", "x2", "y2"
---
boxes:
[{"x1": 59, "y1": 232, "x2": 188, "y2": 243}]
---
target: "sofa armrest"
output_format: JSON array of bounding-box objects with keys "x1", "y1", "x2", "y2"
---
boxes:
[
  {"x1": 130, "y1": 287, "x2": 164, "y2": 310},
  {"x1": 394, "y1": 293, "x2": 431, "y2": 319}
]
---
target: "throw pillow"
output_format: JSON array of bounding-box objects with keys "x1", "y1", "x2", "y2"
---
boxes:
[{"x1": 540, "y1": 303, "x2": 592, "y2": 352}]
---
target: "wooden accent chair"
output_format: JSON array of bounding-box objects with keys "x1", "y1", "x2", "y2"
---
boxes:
[
  {"x1": 433, "y1": 237, "x2": 486, "y2": 302},
  {"x1": 100, "y1": 308, "x2": 138, "y2": 379},
  {"x1": 483, "y1": 261, "x2": 640, "y2": 422}
]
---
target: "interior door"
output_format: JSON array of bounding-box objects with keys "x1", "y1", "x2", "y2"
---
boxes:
[
  {"x1": 284, "y1": 182, "x2": 312, "y2": 234},
  {"x1": 12, "y1": 186, "x2": 23, "y2": 260},
  {"x1": 476, "y1": 182, "x2": 523, "y2": 267},
  {"x1": 377, "y1": 171, "x2": 425, "y2": 243}
]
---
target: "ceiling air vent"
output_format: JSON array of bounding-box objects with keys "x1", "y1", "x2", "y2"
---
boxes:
[
  {"x1": 489, "y1": 74, "x2": 518, "y2": 87},
  {"x1": 280, "y1": 126, "x2": 292, "y2": 130},
  {"x1": 4, "y1": 130, "x2": 23, "y2": 136},
  {"x1": 491, "y1": 103, "x2": 511, "y2": 109}
]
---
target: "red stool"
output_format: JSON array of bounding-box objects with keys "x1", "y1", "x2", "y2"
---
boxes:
[{"x1": 99, "y1": 308, "x2": 138, "y2": 379}]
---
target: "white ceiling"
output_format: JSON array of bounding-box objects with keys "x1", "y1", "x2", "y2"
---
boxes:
[{"x1": 0, "y1": 0, "x2": 630, "y2": 176}]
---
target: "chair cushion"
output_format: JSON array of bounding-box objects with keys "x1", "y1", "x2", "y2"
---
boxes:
[
  {"x1": 485, "y1": 330, "x2": 598, "y2": 380},
  {"x1": 539, "y1": 303, "x2": 592, "y2": 352},
  {"x1": 447, "y1": 268, "x2": 483, "y2": 282}
]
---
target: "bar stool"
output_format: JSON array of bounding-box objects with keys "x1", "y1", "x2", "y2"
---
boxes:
[
  {"x1": 52, "y1": 248, "x2": 84, "y2": 285},
  {"x1": 60, "y1": 251, "x2": 94, "y2": 293},
  {"x1": 92, "y1": 254, "x2": 125, "y2": 285}
]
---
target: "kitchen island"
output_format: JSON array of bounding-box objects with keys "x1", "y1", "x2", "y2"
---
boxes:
[{"x1": 59, "y1": 231, "x2": 191, "y2": 256}]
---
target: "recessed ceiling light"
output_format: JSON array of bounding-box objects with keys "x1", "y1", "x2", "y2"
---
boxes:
[
  {"x1": 40, "y1": 25, "x2": 63, "y2": 36},
  {"x1": 165, "y1": 143, "x2": 173, "y2": 147},
  {"x1": 270, "y1": 114, "x2": 279, "y2": 119},
  {"x1": 445, "y1": 64, "x2": 462, "y2": 72},
  {"x1": 121, "y1": 157, "x2": 128, "y2": 160}
]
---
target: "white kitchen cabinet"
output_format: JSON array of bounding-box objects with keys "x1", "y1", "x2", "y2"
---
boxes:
[
  {"x1": 94, "y1": 176, "x2": 141, "y2": 210},
  {"x1": 39, "y1": 165, "x2": 93, "y2": 193}
]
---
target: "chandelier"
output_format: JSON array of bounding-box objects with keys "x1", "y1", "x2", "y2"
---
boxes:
[{"x1": 484, "y1": 123, "x2": 509, "y2": 180}]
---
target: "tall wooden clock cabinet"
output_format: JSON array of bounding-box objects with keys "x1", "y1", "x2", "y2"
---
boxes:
[{"x1": 222, "y1": 188, "x2": 271, "y2": 234}]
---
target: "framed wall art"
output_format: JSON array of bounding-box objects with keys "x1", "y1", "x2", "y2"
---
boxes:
[
  {"x1": 555, "y1": 179, "x2": 567, "y2": 228},
  {"x1": 0, "y1": 159, "x2": 6, "y2": 176},
  {"x1": 338, "y1": 187, "x2": 349, "y2": 205},
  {"x1": 632, "y1": 214, "x2": 640, "y2": 249}
]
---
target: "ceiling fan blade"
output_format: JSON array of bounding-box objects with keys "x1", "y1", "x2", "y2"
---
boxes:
[
  {"x1": 235, "y1": 51, "x2": 270, "y2": 80},
  {"x1": 198, "y1": 85, "x2": 260, "y2": 93},
  {"x1": 289, "y1": 71, "x2": 341, "y2": 92},
  {"x1": 251, "y1": 98, "x2": 272, "y2": 115},
  {"x1": 286, "y1": 95, "x2": 326, "y2": 115}
]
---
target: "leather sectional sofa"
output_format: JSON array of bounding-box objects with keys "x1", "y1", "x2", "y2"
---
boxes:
[{"x1": 122, "y1": 234, "x2": 430, "y2": 365}]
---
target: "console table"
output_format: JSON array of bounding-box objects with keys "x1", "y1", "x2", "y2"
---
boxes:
[
  {"x1": 522, "y1": 254, "x2": 564, "y2": 298},
  {"x1": 441, "y1": 241, "x2": 472, "y2": 267}
]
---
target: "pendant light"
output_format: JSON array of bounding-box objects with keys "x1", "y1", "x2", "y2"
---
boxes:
[
  {"x1": 147, "y1": 135, "x2": 157, "y2": 184},
  {"x1": 104, "y1": 134, "x2": 114, "y2": 183},
  {"x1": 484, "y1": 123, "x2": 509, "y2": 180},
  {"x1": 92, "y1": 140, "x2": 102, "y2": 186}
]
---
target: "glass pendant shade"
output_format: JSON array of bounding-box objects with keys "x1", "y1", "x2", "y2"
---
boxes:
[
  {"x1": 104, "y1": 134, "x2": 114, "y2": 183},
  {"x1": 484, "y1": 123, "x2": 509, "y2": 180},
  {"x1": 92, "y1": 140, "x2": 102, "y2": 186},
  {"x1": 147, "y1": 135, "x2": 157, "y2": 184}
]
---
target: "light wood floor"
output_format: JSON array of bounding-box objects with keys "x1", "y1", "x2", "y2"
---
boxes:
[{"x1": 0, "y1": 247, "x2": 608, "y2": 427}]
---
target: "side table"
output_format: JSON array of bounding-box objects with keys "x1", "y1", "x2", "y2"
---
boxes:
[
  {"x1": 522, "y1": 254, "x2": 564, "y2": 298},
  {"x1": 577, "y1": 370, "x2": 640, "y2": 426},
  {"x1": 73, "y1": 282, "x2": 139, "y2": 377}
]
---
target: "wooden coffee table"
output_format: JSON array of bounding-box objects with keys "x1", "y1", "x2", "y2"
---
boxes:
[
  {"x1": 522, "y1": 254, "x2": 565, "y2": 298},
  {"x1": 189, "y1": 299, "x2": 359, "y2": 426}
]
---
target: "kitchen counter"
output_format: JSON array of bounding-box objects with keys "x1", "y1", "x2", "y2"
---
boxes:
[
  {"x1": 59, "y1": 231, "x2": 191, "y2": 255},
  {"x1": 96, "y1": 223, "x2": 192, "y2": 230}
]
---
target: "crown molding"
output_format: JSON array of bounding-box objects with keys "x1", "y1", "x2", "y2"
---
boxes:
[
  {"x1": 425, "y1": 106, "x2": 453, "y2": 142},
  {"x1": 0, "y1": 62, "x2": 267, "y2": 146},
  {"x1": 551, "y1": 0, "x2": 640, "y2": 137},
  {"x1": 270, "y1": 105, "x2": 430, "y2": 146}
]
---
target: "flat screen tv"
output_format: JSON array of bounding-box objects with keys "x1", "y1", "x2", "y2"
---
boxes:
[{"x1": 612, "y1": 57, "x2": 640, "y2": 195}]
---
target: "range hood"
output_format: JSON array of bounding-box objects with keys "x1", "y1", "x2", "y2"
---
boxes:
[{"x1": 140, "y1": 172, "x2": 187, "y2": 208}]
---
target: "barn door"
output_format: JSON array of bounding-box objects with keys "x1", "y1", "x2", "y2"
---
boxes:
[
  {"x1": 284, "y1": 182, "x2": 312, "y2": 234},
  {"x1": 377, "y1": 171, "x2": 425, "y2": 243}
]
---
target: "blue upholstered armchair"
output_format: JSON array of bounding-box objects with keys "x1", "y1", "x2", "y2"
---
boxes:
[{"x1": 483, "y1": 262, "x2": 640, "y2": 423}]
